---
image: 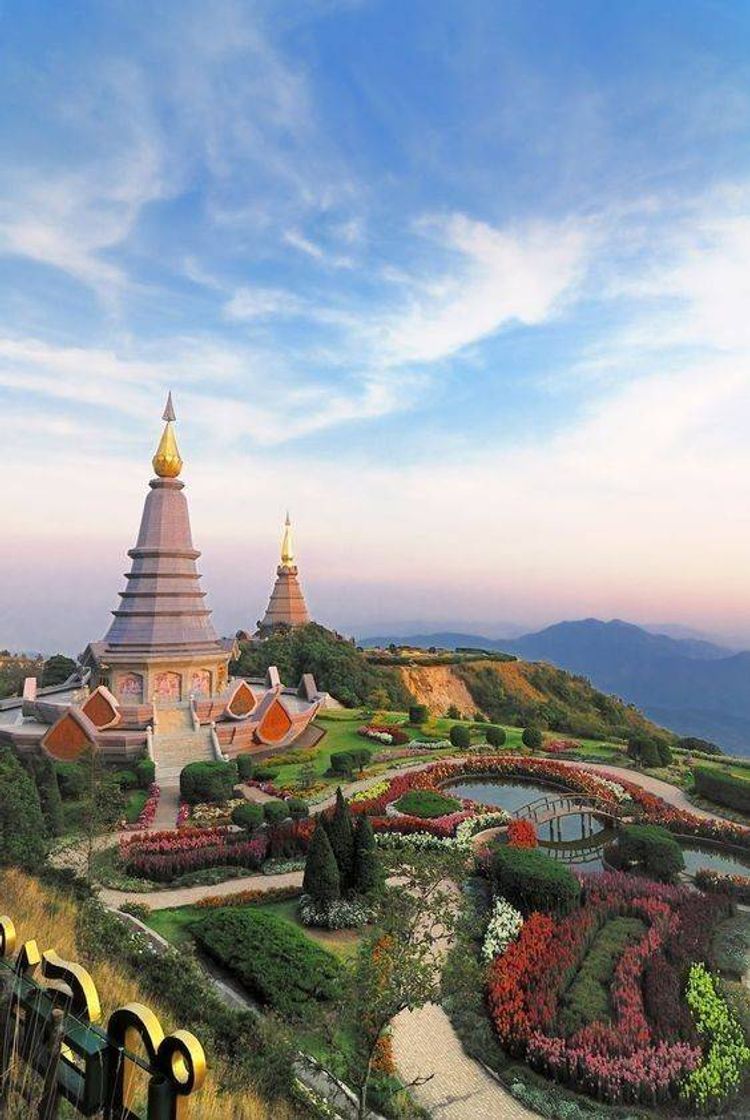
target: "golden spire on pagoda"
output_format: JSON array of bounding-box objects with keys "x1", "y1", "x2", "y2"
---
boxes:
[
  {"x1": 152, "y1": 392, "x2": 183, "y2": 478},
  {"x1": 280, "y1": 511, "x2": 294, "y2": 568}
]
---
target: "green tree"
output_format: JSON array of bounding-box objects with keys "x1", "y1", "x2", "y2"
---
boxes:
[
  {"x1": 522, "y1": 726, "x2": 543, "y2": 750},
  {"x1": 352, "y1": 815, "x2": 378, "y2": 895},
  {"x1": 485, "y1": 725, "x2": 506, "y2": 748},
  {"x1": 303, "y1": 821, "x2": 340, "y2": 904},
  {"x1": 409, "y1": 704, "x2": 428, "y2": 725},
  {"x1": 29, "y1": 753, "x2": 64, "y2": 836},
  {"x1": 0, "y1": 747, "x2": 46, "y2": 868},
  {"x1": 324, "y1": 788, "x2": 355, "y2": 889},
  {"x1": 41, "y1": 654, "x2": 77, "y2": 687},
  {"x1": 446, "y1": 704, "x2": 462, "y2": 720},
  {"x1": 449, "y1": 724, "x2": 471, "y2": 750}
]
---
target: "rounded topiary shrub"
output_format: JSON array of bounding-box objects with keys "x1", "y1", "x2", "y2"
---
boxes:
[
  {"x1": 235, "y1": 754, "x2": 255, "y2": 781},
  {"x1": 115, "y1": 769, "x2": 139, "y2": 790},
  {"x1": 409, "y1": 704, "x2": 428, "y2": 725},
  {"x1": 263, "y1": 799, "x2": 290, "y2": 825},
  {"x1": 490, "y1": 846, "x2": 581, "y2": 916},
  {"x1": 394, "y1": 790, "x2": 461, "y2": 819},
  {"x1": 179, "y1": 760, "x2": 238, "y2": 804},
  {"x1": 612, "y1": 824, "x2": 685, "y2": 883},
  {"x1": 135, "y1": 758, "x2": 156, "y2": 790},
  {"x1": 285, "y1": 797, "x2": 309, "y2": 820},
  {"x1": 486, "y1": 725, "x2": 506, "y2": 748},
  {"x1": 522, "y1": 727, "x2": 543, "y2": 750},
  {"x1": 252, "y1": 764, "x2": 280, "y2": 782},
  {"x1": 449, "y1": 724, "x2": 471, "y2": 750},
  {"x1": 330, "y1": 750, "x2": 356, "y2": 776},
  {"x1": 231, "y1": 801, "x2": 264, "y2": 831}
]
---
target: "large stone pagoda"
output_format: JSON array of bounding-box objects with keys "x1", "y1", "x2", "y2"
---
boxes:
[
  {"x1": 258, "y1": 513, "x2": 311, "y2": 635},
  {"x1": 82, "y1": 394, "x2": 231, "y2": 704}
]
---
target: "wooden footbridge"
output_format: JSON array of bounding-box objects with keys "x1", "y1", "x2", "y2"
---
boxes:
[{"x1": 513, "y1": 793, "x2": 626, "y2": 828}]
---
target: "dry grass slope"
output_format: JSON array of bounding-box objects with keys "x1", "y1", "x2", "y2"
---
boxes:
[{"x1": 0, "y1": 869, "x2": 299, "y2": 1120}]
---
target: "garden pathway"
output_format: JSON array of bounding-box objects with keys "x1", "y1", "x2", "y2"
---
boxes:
[
  {"x1": 99, "y1": 867, "x2": 303, "y2": 911},
  {"x1": 572, "y1": 761, "x2": 717, "y2": 818},
  {"x1": 392, "y1": 1004, "x2": 536, "y2": 1120}
]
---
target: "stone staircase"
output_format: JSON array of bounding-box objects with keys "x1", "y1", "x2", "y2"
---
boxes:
[{"x1": 153, "y1": 706, "x2": 216, "y2": 785}]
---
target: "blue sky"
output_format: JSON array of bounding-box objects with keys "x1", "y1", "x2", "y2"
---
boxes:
[{"x1": 2, "y1": 0, "x2": 750, "y2": 652}]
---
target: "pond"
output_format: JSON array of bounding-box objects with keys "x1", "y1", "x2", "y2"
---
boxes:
[{"x1": 446, "y1": 776, "x2": 750, "y2": 877}]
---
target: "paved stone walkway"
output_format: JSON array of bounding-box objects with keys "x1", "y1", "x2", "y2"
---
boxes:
[
  {"x1": 392, "y1": 1004, "x2": 536, "y2": 1120},
  {"x1": 573, "y1": 760, "x2": 717, "y2": 817},
  {"x1": 100, "y1": 868, "x2": 303, "y2": 911}
]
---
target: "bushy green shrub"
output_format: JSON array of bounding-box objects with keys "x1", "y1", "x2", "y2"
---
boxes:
[
  {"x1": 263, "y1": 800, "x2": 289, "y2": 825},
  {"x1": 521, "y1": 726, "x2": 543, "y2": 750},
  {"x1": 284, "y1": 797, "x2": 309, "y2": 820},
  {"x1": 252, "y1": 764, "x2": 280, "y2": 782},
  {"x1": 485, "y1": 725, "x2": 506, "y2": 747},
  {"x1": 657, "y1": 740, "x2": 673, "y2": 766},
  {"x1": 179, "y1": 760, "x2": 237, "y2": 804},
  {"x1": 27, "y1": 754, "x2": 64, "y2": 837},
  {"x1": 613, "y1": 824, "x2": 685, "y2": 883},
  {"x1": 490, "y1": 847, "x2": 580, "y2": 916},
  {"x1": 235, "y1": 754, "x2": 255, "y2": 781},
  {"x1": 394, "y1": 790, "x2": 461, "y2": 819},
  {"x1": 678, "y1": 736, "x2": 723, "y2": 756},
  {"x1": 447, "y1": 704, "x2": 462, "y2": 720},
  {"x1": 693, "y1": 765, "x2": 750, "y2": 814},
  {"x1": 115, "y1": 768, "x2": 139, "y2": 790},
  {"x1": 135, "y1": 758, "x2": 155, "y2": 790},
  {"x1": 409, "y1": 704, "x2": 428, "y2": 725},
  {"x1": 230, "y1": 802, "x2": 264, "y2": 831},
  {"x1": 330, "y1": 750, "x2": 354, "y2": 776},
  {"x1": 193, "y1": 907, "x2": 341, "y2": 1020},
  {"x1": 680, "y1": 963, "x2": 750, "y2": 1112},
  {"x1": 449, "y1": 724, "x2": 471, "y2": 750},
  {"x1": 0, "y1": 748, "x2": 46, "y2": 868},
  {"x1": 55, "y1": 761, "x2": 87, "y2": 800},
  {"x1": 302, "y1": 821, "x2": 340, "y2": 904}
]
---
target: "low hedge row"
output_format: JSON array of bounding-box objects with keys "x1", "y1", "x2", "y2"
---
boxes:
[
  {"x1": 394, "y1": 789, "x2": 461, "y2": 819},
  {"x1": 193, "y1": 907, "x2": 340, "y2": 1019},
  {"x1": 693, "y1": 765, "x2": 750, "y2": 814}
]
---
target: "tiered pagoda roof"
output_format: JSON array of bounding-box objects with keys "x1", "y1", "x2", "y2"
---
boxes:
[{"x1": 258, "y1": 513, "x2": 310, "y2": 634}]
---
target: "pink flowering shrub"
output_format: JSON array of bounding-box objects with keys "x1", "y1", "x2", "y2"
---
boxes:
[{"x1": 120, "y1": 825, "x2": 267, "y2": 882}]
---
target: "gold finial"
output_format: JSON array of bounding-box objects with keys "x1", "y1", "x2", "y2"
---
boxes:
[
  {"x1": 280, "y1": 511, "x2": 294, "y2": 568},
  {"x1": 152, "y1": 392, "x2": 183, "y2": 478}
]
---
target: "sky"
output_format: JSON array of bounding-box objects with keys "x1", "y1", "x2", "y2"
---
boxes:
[{"x1": 2, "y1": 0, "x2": 750, "y2": 653}]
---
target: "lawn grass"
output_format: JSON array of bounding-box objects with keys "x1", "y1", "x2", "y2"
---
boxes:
[
  {"x1": 124, "y1": 789, "x2": 148, "y2": 823},
  {"x1": 558, "y1": 917, "x2": 646, "y2": 1036}
]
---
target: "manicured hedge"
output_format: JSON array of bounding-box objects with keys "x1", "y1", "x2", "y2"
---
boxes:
[
  {"x1": 394, "y1": 790, "x2": 461, "y2": 819},
  {"x1": 193, "y1": 907, "x2": 339, "y2": 1018},
  {"x1": 489, "y1": 846, "x2": 580, "y2": 916},
  {"x1": 230, "y1": 802, "x2": 264, "y2": 831},
  {"x1": 693, "y1": 765, "x2": 750, "y2": 814},
  {"x1": 180, "y1": 761, "x2": 237, "y2": 804},
  {"x1": 263, "y1": 800, "x2": 289, "y2": 825},
  {"x1": 611, "y1": 824, "x2": 685, "y2": 883}
]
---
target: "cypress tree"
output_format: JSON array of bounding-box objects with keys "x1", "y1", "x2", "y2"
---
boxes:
[
  {"x1": 352, "y1": 814, "x2": 378, "y2": 895},
  {"x1": 303, "y1": 820, "x2": 340, "y2": 904},
  {"x1": 323, "y1": 787, "x2": 354, "y2": 889},
  {"x1": 31, "y1": 754, "x2": 64, "y2": 836},
  {"x1": 0, "y1": 748, "x2": 46, "y2": 868}
]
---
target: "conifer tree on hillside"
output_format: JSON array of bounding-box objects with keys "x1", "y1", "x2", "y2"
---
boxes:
[
  {"x1": 0, "y1": 748, "x2": 46, "y2": 868},
  {"x1": 324, "y1": 787, "x2": 355, "y2": 889},
  {"x1": 30, "y1": 753, "x2": 64, "y2": 836},
  {"x1": 353, "y1": 814, "x2": 378, "y2": 895},
  {"x1": 303, "y1": 820, "x2": 340, "y2": 904}
]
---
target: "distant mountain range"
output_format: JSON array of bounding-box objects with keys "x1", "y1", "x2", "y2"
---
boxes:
[{"x1": 360, "y1": 619, "x2": 750, "y2": 754}]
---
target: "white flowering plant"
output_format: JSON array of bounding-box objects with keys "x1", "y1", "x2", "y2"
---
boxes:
[
  {"x1": 298, "y1": 894, "x2": 373, "y2": 929},
  {"x1": 482, "y1": 896, "x2": 524, "y2": 961}
]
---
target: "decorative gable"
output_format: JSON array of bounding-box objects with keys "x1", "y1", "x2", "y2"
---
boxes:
[
  {"x1": 82, "y1": 686, "x2": 120, "y2": 730},
  {"x1": 42, "y1": 709, "x2": 98, "y2": 761},
  {"x1": 225, "y1": 680, "x2": 258, "y2": 720},
  {"x1": 256, "y1": 696, "x2": 293, "y2": 744}
]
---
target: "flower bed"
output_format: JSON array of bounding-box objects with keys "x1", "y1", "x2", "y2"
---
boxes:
[
  {"x1": 486, "y1": 871, "x2": 733, "y2": 1107},
  {"x1": 507, "y1": 819, "x2": 537, "y2": 848},
  {"x1": 195, "y1": 883, "x2": 301, "y2": 909},
  {"x1": 358, "y1": 724, "x2": 410, "y2": 746},
  {"x1": 298, "y1": 893, "x2": 373, "y2": 929},
  {"x1": 542, "y1": 739, "x2": 580, "y2": 754},
  {"x1": 121, "y1": 826, "x2": 267, "y2": 882},
  {"x1": 694, "y1": 867, "x2": 750, "y2": 904},
  {"x1": 122, "y1": 782, "x2": 160, "y2": 831}
]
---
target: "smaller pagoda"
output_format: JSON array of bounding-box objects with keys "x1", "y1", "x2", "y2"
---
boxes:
[{"x1": 257, "y1": 513, "x2": 310, "y2": 635}]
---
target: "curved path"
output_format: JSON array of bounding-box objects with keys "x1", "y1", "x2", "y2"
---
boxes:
[{"x1": 96, "y1": 755, "x2": 741, "y2": 1120}]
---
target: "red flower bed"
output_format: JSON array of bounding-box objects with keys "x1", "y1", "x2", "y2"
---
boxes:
[
  {"x1": 507, "y1": 819, "x2": 538, "y2": 848},
  {"x1": 486, "y1": 872, "x2": 729, "y2": 1105},
  {"x1": 121, "y1": 826, "x2": 268, "y2": 882},
  {"x1": 358, "y1": 724, "x2": 410, "y2": 746},
  {"x1": 542, "y1": 740, "x2": 579, "y2": 754}
]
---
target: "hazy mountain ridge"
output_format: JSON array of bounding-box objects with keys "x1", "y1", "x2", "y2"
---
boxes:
[{"x1": 360, "y1": 619, "x2": 750, "y2": 754}]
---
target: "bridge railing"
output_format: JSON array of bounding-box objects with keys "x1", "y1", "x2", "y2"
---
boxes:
[
  {"x1": 514, "y1": 793, "x2": 625, "y2": 823},
  {"x1": 0, "y1": 914, "x2": 206, "y2": 1120}
]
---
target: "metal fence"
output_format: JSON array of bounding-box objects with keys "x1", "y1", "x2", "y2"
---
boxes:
[{"x1": 0, "y1": 915, "x2": 206, "y2": 1119}]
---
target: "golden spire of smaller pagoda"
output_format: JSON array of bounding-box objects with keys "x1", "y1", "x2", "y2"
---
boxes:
[
  {"x1": 280, "y1": 511, "x2": 294, "y2": 568},
  {"x1": 152, "y1": 391, "x2": 183, "y2": 478}
]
